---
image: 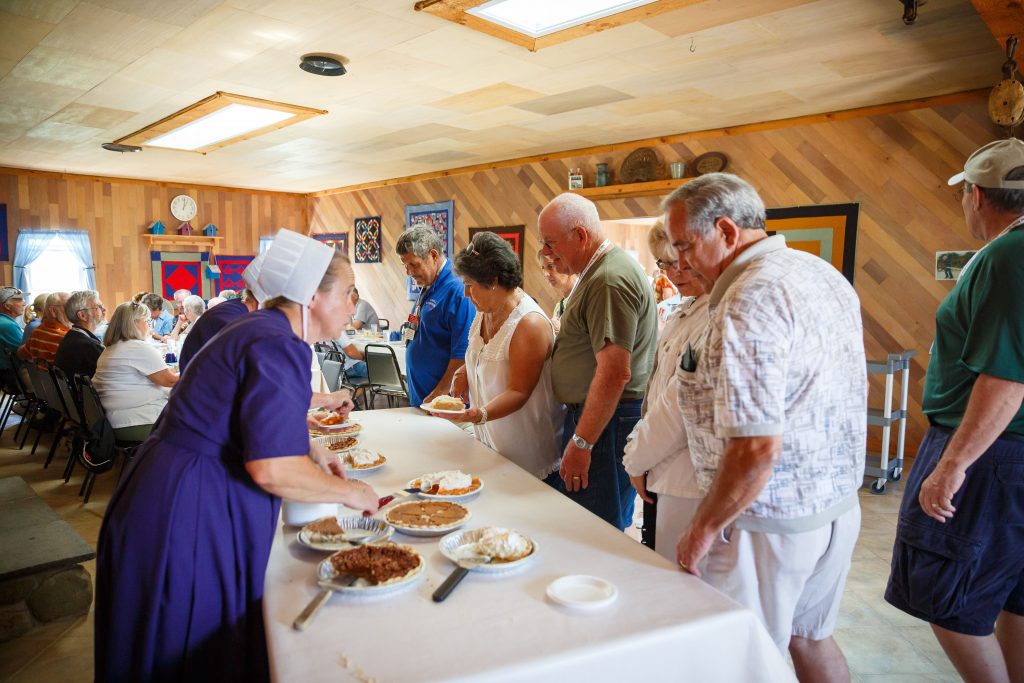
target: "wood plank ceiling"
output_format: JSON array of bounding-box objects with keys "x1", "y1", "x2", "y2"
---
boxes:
[{"x1": 0, "y1": 0, "x2": 1007, "y2": 193}]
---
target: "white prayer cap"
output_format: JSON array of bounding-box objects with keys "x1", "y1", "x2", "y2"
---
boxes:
[
  {"x1": 242, "y1": 253, "x2": 268, "y2": 304},
  {"x1": 256, "y1": 229, "x2": 334, "y2": 307}
]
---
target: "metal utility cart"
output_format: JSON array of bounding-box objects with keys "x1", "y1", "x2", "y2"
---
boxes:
[{"x1": 865, "y1": 350, "x2": 916, "y2": 494}]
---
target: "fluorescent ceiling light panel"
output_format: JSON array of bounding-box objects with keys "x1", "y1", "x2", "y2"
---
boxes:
[
  {"x1": 467, "y1": 0, "x2": 658, "y2": 38},
  {"x1": 116, "y1": 92, "x2": 327, "y2": 154},
  {"x1": 146, "y1": 104, "x2": 294, "y2": 151}
]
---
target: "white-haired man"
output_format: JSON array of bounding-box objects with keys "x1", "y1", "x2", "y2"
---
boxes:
[
  {"x1": 537, "y1": 193, "x2": 657, "y2": 530},
  {"x1": 886, "y1": 139, "x2": 1024, "y2": 683},
  {"x1": 665, "y1": 173, "x2": 866, "y2": 682}
]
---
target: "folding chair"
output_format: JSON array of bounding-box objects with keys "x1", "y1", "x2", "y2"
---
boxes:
[
  {"x1": 320, "y1": 358, "x2": 343, "y2": 393},
  {"x1": 23, "y1": 362, "x2": 63, "y2": 457},
  {"x1": 364, "y1": 343, "x2": 408, "y2": 409},
  {"x1": 76, "y1": 376, "x2": 145, "y2": 503}
]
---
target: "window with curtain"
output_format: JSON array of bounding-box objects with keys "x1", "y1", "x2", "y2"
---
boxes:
[{"x1": 15, "y1": 229, "x2": 96, "y2": 299}]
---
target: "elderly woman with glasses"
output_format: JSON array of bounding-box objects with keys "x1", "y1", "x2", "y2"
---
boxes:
[
  {"x1": 430, "y1": 232, "x2": 565, "y2": 479},
  {"x1": 168, "y1": 294, "x2": 205, "y2": 342},
  {"x1": 92, "y1": 301, "x2": 179, "y2": 441},
  {"x1": 621, "y1": 220, "x2": 710, "y2": 562}
]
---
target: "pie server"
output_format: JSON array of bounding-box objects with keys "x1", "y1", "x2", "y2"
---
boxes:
[
  {"x1": 432, "y1": 554, "x2": 492, "y2": 603},
  {"x1": 292, "y1": 574, "x2": 358, "y2": 631},
  {"x1": 367, "y1": 487, "x2": 422, "y2": 514}
]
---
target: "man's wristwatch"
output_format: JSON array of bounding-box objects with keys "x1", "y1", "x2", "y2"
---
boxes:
[{"x1": 571, "y1": 433, "x2": 595, "y2": 451}]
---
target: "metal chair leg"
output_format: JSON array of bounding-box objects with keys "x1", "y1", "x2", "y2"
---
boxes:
[
  {"x1": 79, "y1": 471, "x2": 92, "y2": 497},
  {"x1": 43, "y1": 419, "x2": 67, "y2": 469},
  {"x1": 83, "y1": 472, "x2": 97, "y2": 504}
]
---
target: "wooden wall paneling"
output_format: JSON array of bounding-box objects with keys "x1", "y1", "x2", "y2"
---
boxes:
[
  {"x1": 310, "y1": 96, "x2": 1002, "y2": 454},
  {"x1": 0, "y1": 169, "x2": 307, "y2": 306}
]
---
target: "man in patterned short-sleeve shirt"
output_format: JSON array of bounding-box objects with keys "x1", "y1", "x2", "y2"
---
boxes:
[{"x1": 665, "y1": 173, "x2": 866, "y2": 682}]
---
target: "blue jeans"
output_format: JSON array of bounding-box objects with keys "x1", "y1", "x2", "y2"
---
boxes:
[
  {"x1": 544, "y1": 399, "x2": 642, "y2": 531},
  {"x1": 345, "y1": 361, "x2": 367, "y2": 379}
]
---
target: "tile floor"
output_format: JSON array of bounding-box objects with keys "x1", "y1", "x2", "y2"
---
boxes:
[{"x1": 0, "y1": 424, "x2": 963, "y2": 682}]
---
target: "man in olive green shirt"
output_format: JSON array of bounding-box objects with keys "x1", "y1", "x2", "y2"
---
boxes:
[
  {"x1": 538, "y1": 193, "x2": 657, "y2": 530},
  {"x1": 886, "y1": 138, "x2": 1024, "y2": 682}
]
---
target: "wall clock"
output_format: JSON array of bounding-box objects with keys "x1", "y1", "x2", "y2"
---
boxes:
[{"x1": 170, "y1": 195, "x2": 198, "y2": 222}]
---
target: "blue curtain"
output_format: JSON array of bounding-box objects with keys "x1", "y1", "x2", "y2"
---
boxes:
[
  {"x1": 13, "y1": 229, "x2": 96, "y2": 291},
  {"x1": 61, "y1": 230, "x2": 97, "y2": 290},
  {"x1": 13, "y1": 230, "x2": 58, "y2": 291}
]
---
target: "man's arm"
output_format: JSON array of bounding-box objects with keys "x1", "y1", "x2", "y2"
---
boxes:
[
  {"x1": 676, "y1": 435, "x2": 781, "y2": 575},
  {"x1": 559, "y1": 341, "x2": 631, "y2": 491},
  {"x1": 351, "y1": 320, "x2": 364, "y2": 330},
  {"x1": 920, "y1": 373, "x2": 1024, "y2": 522},
  {"x1": 426, "y1": 359, "x2": 464, "y2": 403}
]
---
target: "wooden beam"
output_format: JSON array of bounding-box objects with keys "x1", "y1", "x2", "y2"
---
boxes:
[
  {"x1": 0, "y1": 166, "x2": 306, "y2": 199},
  {"x1": 311, "y1": 88, "x2": 988, "y2": 197},
  {"x1": 970, "y1": 0, "x2": 1024, "y2": 48}
]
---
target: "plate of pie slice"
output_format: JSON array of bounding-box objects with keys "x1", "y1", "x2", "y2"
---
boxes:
[
  {"x1": 407, "y1": 471, "x2": 483, "y2": 501},
  {"x1": 317, "y1": 542, "x2": 424, "y2": 595},
  {"x1": 315, "y1": 434, "x2": 359, "y2": 452},
  {"x1": 340, "y1": 448, "x2": 386, "y2": 476},
  {"x1": 385, "y1": 500, "x2": 471, "y2": 537},
  {"x1": 439, "y1": 527, "x2": 537, "y2": 574},
  {"x1": 297, "y1": 515, "x2": 394, "y2": 552}
]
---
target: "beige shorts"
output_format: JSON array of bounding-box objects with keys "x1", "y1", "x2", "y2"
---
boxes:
[{"x1": 701, "y1": 505, "x2": 861, "y2": 651}]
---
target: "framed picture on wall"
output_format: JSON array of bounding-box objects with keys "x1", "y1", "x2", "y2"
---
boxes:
[
  {"x1": 313, "y1": 232, "x2": 349, "y2": 255},
  {"x1": 354, "y1": 216, "x2": 382, "y2": 263},
  {"x1": 765, "y1": 203, "x2": 859, "y2": 283},
  {"x1": 405, "y1": 200, "x2": 454, "y2": 257},
  {"x1": 468, "y1": 226, "x2": 526, "y2": 265}
]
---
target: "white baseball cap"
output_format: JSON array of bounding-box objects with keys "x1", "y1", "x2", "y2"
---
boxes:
[{"x1": 947, "y1": 138, "x2": 1024, "y2": 189}]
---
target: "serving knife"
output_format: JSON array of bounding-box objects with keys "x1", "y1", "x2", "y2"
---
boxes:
[
  {"x1": 292, "y1": 574, "x2": 358, "y2": 631},
  {"x1": 367, "y1": 487, "x2": 422, "y2": 514}
]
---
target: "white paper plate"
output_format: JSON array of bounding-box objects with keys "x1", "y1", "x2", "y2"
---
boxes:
[
  {"x1": 439, "y1": 528, "x2": 537, "y2": 574},
  {"x1": 420, "y1": 403, "x2": 466, "y2": 416},
  {"x1": 297, "y1": 516, "x2": 394, "y2": 552},
  {"x1": 546, "y1": 575, "x2": 618, "y2": 610},
  {"x1": 406, "y1": 477, "x2": 483, "y2": 502},
  {"x1": 385, "y1": 501, "x2": 472, "y2": 537},
  {"x1": 316, "y1": 545, "x2": 424, "y2": 596}
]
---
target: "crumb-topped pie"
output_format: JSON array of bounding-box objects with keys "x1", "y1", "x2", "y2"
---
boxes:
[
  {"x1": 325, "y1": 435, "x2": 359, "y2": 452},
  {"x1": 386, "y1": 501, "x2": 470, "y2": 530},
  {"x1": 328, "y1": 543, "x2": 422, "y2": 585}
]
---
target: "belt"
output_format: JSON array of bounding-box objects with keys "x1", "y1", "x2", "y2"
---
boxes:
[{"x1": 928, "y1": 422, "x2": 1024, "y2": 444}]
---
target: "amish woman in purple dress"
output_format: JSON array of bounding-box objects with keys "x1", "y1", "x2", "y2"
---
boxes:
[{"x1": 95, "y1": 231, "x2": 379, "y2": 682}]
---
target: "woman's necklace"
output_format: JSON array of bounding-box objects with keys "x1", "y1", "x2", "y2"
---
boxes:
[{"x1": 482, "y1": 289, "x2": 522, "y2": 342}]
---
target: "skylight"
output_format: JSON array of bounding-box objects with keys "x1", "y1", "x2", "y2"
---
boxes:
[
  {"x1": 114, "y1": 92, "x2": 326, "y2": 154},
  {"x1": 146, "y1": 104, "x2": 295, "y2": 151},
  {"x1": 466, "y1": 0, "x2": 658, "y2": 38}
]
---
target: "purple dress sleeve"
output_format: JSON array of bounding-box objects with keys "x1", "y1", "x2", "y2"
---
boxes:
[{"x1": 238, "y1": 336, "x2": 312, "y2": 461}]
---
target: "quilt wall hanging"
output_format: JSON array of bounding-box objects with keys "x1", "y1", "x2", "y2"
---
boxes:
[
  {"x1": 404, "y1": 200, "x2": 454, "y2": 300},
  {"x1": 313, "y1": 232, "x2": 349, "y2": 255},
  {"x1": 468, "y1": 226, "x2": 526, "y2": 265},
  {"x1": 765, "y1": 203, "x2": 859, "y2": 283},
  {"x1": 214, "y1": 255, "x2": 254, "y2": 293},
  {"x1": 151, "y1": 251, "x2": 213, "y2": 299},
  {"x1": 354, "y1": 216, "x2": 382, "y2": 264}
]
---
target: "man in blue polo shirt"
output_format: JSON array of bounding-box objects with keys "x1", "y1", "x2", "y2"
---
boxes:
[
  {"x1": 886, "y1": 138, "x2": 1024, "y2": 682},
  {"x1": 142, "y1": 293, "x2": 176, "y2": 340},
  {"x1": 397, "y1": 225, "x2": 475, "y2": 407}
]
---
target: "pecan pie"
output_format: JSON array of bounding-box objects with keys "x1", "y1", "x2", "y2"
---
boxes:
[
  {"x1": 385, "y1": 501, "x2": 470, "y2": 529},
  {"x1": 328, "y1": 543, "x2": 421, "y2": 585},
  {"x1": 303, "y1": 516, "x2": 347, "y2": 543},
  {"x1": 325, "y1": 435, "x2": 359, "y2": 451}
]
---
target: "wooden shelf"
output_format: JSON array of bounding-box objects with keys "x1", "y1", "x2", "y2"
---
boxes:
[
  {"x1": 571, "y1": 178, "x2": 691, "y2": 200},
  {"x1": 145, "y1": 234, "x2": 223, "y2": 254}
]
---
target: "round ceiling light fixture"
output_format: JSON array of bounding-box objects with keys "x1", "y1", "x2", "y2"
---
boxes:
[
  {"x1": 299, "y1": 53, "x2": 348, "y2": 76},
  {"x1": 101, "y1": 142, "x2": 142, "y2": 153}
]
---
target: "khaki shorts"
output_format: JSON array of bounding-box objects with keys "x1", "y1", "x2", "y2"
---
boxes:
[{"x1": 702, "y1": 505, "x2": 861, "y2": 651}]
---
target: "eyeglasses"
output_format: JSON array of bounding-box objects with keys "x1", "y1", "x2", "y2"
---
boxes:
[
  {"x1": 656, "y1": 258, "x2": 679, "y2": 270},
  {"x1": 83, "y1": 305, "x2": 107, "y2": 312}
]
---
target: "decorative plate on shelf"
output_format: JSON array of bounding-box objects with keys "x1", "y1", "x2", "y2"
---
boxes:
[
  {"x1": 692, "y1": 152, "x2": 728, "y2": 175},
  {"x1": 619, "y1": 147, "x2": 664, "y2": 183}
]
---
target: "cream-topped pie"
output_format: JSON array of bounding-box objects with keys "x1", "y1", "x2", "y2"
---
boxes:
[
  {"x1": 342, "y1": 448, "x2": 385, "y2": 469},
  {"x1": 413, "y1": 470, "x2": 479, "y2": 496},
  {"x1": 474, "y1": 527, "x2": 533, "y2": 562}
]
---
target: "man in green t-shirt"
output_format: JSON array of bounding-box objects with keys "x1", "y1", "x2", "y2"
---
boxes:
[
  {"x1": 538, "y1": 193, "x2": 657, "y2": 530},
  {"x1": 886, "y1": 138, "x2": 1024, "y2": 682}
]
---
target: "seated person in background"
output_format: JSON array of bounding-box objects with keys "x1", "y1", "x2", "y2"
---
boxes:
[
  {"x1": 143, "y1": 293, "x2": 175, "y2": 341},
  {"x1": 206, "y1": 296, "x2": 226, "y2": 309},
  {"x1": 349, "y1": 287, "x2": 379, "y2": 331},
  {"x1": 93, "y1": 301, "x2": 178, "y2": 441},
  {"x1": 18, "y1": 291, "x2": 71, "y2": 363},
  {"x1": 178, "y1": 289, "x2": 259, "y2": 373},
  {"x1": 169, "y1": 295, "x2": 205, "y2": 341},
  {"x1": 22, "y1": 293, "x2": 48, "y2": 346},
  {"x1": 219, "y1": 289, "x2": 237, "y2": 300},
  {"x1": 337, "y1": 340, "x2": 367, "y2": 380},
  {"x1": 54, "y1": 290, "x2": 106, "y2": 379},
  {"x1": 132, "y1": 292, "x2": 148, "y2": 303},
  {"x1": 0, "y1": 287, "x2": 26, "y2": 389}
]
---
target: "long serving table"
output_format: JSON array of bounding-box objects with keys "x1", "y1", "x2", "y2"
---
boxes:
[{"x1": 263, "y1": 409, "x2": 794, "y2": 682}]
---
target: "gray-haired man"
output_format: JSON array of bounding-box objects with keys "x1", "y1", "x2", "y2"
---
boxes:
[
  {"x1": 396, "y1": 225, "x2": 475, "y2": 407},
  {"x1": 665, "y1": 173, "x2": 866, "y2": 682}
]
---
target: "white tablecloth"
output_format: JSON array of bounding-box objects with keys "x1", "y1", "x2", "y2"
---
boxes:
[{"x1": 263, "y1": 409, "x2": 794, "y2": 682}]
